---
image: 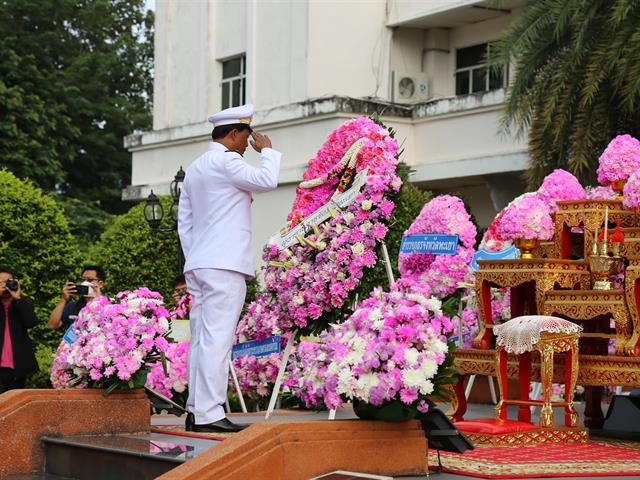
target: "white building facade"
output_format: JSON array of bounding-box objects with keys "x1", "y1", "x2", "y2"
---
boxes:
[{"x1": 124, "y1": 0, "x2": 529, "y2": 269}]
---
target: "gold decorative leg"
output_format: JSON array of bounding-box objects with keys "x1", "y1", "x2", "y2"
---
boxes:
[
  {"x1": 494, "y1": 347, "x2": 508, "y2": 420},
  {"x1": 539, "y1": 342, "x2": 555, "y2": 428},
  {"x1": 565, "y1": 338, "x2": 580, "y2": 427},
  {"x1": 612, "y1": 310, "x2": 631, "y2": 355}
]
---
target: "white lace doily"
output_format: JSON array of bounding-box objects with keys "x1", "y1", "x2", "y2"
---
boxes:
[{"x1": 493, "y1": 315, "x2": 583, "y2": 354}]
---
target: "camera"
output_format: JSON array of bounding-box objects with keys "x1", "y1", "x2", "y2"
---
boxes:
[
  {"x1": 75, "y1": 284, "x2": 91, "y2": 296},
  {"x1": 5, "y1": 279, "x2": 19, "y2": 291}
]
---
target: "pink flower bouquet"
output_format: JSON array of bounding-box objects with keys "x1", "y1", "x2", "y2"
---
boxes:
[
  {"x1": 398, "y1": 195, "x2": 477, "y2": 298},
  {"x1": 597, "y1": 134, "x2": 640, "y2": 185},
  {"x1": 623, "y1": 171, "x2": 640, "y2": 210},
  {"x1": 479, "y1": 208, "x2": 512, "y2": 252},
  {"x1": 537, "y1": 169, "x2": 586, "y2": 212},
  {"x1": 145, "y1": 341, "x2": 189, "y2": 400},
  {"x1": 586, "y1": 185, "x2": 617, "y2": 200},
  {"x1": 311, "y1": 288, "x2": 454, "y2": 415},
  {"x1": 50, "y1": 288, "x2": 171, "y2": 392},
  {"x1": 497, "y1": 193, "x2": 554, "y2": 241}
]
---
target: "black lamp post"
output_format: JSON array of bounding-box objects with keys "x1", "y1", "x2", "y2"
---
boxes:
[{"x1": 144, "y1": 166, "x2": 185, "y2": 274}]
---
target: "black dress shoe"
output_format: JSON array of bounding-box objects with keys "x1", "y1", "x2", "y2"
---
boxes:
[
  {"x1": 193, "y1": 417, "x2": 247, "y2": 433},
  {"x1": 185, "y1": 412, "x2": 195, "y2": 432}
]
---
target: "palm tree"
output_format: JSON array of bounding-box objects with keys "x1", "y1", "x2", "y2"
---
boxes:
[{"x1": 490, "y1": 0, "x2": 640, "y2": 189}]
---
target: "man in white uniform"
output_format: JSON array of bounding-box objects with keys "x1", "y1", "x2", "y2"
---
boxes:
[{"x1": 178, "y1": 104, "x2": 280, "y2": 433}]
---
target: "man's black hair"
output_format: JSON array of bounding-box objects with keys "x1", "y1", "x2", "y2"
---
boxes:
[
  {"x1": 172, "y1": 275, "x2": 186, "y2": 289},
  {"x1": 211, "y1": 123, "x2": 252, "y2": 140},
  {"x1": 0, "y1": 267, "x2": 14, "y2": 278},
  {"x1": 82, "y1": 265, "x2": 106, "y2": 281}
]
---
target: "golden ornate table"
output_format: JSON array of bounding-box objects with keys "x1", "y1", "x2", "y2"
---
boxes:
[
  {"x1": 452, "y1": 348, "x2": 640, "y2": 428},
  {"x1": 473, "y1": 259, "x2": 590, "y2": 349},
  {"x1": 619, "y1": 228, "x2": 640, "y2": 257},
  {"x1": 543, "y1": 289, "x2": 630, "y2": 355},
  {"x1": 554, "y1": 200, "x2": 637, "y2": 260}
]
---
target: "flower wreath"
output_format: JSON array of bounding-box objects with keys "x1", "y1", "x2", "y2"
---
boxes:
[
  {"x1": 232, "y1": 117, "x2": 401, "y2": 401},
  {"x1": 238, "y1": 117, "x2": 401, "y2": 340},
  {"x1": 397, "y1": 195, "x2": 477, "y2": 298}
]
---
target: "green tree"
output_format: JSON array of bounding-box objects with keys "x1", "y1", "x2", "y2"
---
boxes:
[
  {"x1": 491, "y1": 0, "x2": 640, "y2": 189},
  {"x1": 88, "y1": 197, "x2": 181, "y2": 301},
  {"x1": 0, "y1": 0, "x2": 153, "y2": 213},
  {"x1": 0, "y1": 170, "x2": 80, "y2": 353}
]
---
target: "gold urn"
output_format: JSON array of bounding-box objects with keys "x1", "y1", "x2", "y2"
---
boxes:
[
  {"x1": 515, "y1": 238, "x2": 540, "y2": 259},
  {"x1": 589, "y1": 255, "x2": 624, "y2": 290}
]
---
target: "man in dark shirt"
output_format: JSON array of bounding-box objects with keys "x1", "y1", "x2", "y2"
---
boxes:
[
  {"x1": 47, "y1": 265, "x2": 105, "y2": 329},
  {"x1": 0, "y1": 267, "x2": 38, "y2": 393}
]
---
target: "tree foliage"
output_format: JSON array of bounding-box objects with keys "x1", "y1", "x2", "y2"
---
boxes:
[
  {"x1": 88, "y1": 197, "x2": 181, "y2": 301},
  {"x1": 0, "y1": 0, "x2": 153, "y2": 213},
  {"x1": 0, "y1": 170, "x2": 80, "y2": 349},
  {"x1": 491, "y1": 0, "x2": 640, "y2": 188}
]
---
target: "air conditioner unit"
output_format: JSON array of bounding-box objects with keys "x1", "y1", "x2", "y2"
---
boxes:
[{"x1": 392, "y1": 72, "x2": 430, "y2": 103}]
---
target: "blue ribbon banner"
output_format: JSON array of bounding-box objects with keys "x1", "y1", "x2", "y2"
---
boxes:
[
  {"x1": 399, "y1": 234, "x2": 459, "y2": 255},
  {"x1": 62, "y1": 325, "x2": 79, "y2": 345},
  {"x1": 470, "y1": 245, "x2": 520, "y2": 272},
  {"x1": 232, "y1": 335, "x2": 281, "y2": 360}
]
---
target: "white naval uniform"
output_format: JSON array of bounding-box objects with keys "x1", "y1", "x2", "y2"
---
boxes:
[{"x1": 178, "y1": 141, "x2": 281, "y2": 424}]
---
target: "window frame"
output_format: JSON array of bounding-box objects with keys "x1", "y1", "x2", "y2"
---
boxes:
[
  {"x1": 220, "y1": 55, "x2": 246, "y2": 109},
  {"x1": 454, "y1": 43, "x2": 507, "y2": 96}
]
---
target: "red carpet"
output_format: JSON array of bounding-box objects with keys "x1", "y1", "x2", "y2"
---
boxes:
[{"x1": 428, "y1": 440, "x2": 640, "y2": 478}]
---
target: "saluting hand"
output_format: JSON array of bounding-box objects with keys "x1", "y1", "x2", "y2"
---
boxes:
[{"x1": 250, "y1": 131, "x2": 272, "y2": 153}]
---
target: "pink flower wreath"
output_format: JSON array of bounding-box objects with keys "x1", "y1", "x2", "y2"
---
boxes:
[
  {"x1": 232, "y1": 117, "x2": 401, "y2": 400},
  {"x1": 397, "y1": 195, "x2": 477, "y2": 298},
  {"x1": 237, "y1": 117, "x2": 401, "y2": 340}
]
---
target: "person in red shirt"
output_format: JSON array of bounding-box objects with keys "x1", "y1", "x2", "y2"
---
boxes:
[{"x1": 0, "y1": 267, "x2": 38, "y2": 393}]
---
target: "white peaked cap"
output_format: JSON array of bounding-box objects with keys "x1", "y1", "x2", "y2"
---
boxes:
[{"x1": 207, "y1": 104, "x2": 254, "y2": 127}]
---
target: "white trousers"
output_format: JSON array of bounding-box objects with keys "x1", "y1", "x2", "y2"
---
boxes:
[{"x1": 185, "y1": 268, "x2": 246, "y2": 424}]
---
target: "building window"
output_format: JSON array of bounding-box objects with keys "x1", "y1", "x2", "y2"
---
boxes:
[
  {"x1": 455, "y1": 43, "x2": 506, "y2": 96},
  {"x1": 221, "y1": 55, "x2": 246, "y2": 109}
]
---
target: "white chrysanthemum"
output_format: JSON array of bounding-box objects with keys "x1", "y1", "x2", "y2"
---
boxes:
[
  {"x1": 361, "y1": 200, "x2": 373, "y2": 211},
  {"x1": 337, "y1": 369, "x2": 354, "y2": 395},
  {"x1": 423, "y1": 337, "x2": 448, "y2": 356},
  {"x1": 402, "y1": 369, "x2": 425, "y2": 389},
  {"x1": 293, "y1": 295, "x2": 304, "y2": 305},
  {"x1": 372, "y1": 318, "x2": 385, "y2": 331},
  {"x1": 426, "y1": 297, "x2": 443, "y2": 315},
  {"x1": 300, "y1": 263, "x2": 310, "y2": 272},
  {"x1": 370, "y1": 308, "x2": 383, "y2": 321},
  {"x1": 359, "y1": 221, "x2": 372, "y2": 233},
  {"x1": 355, "y1": 373, "x2": 379, "y2": 401},
  {"x1": 159, "y1": 317, "x2": 169, "y2": 331},
  {"x1": 404, "y1": 348, "x2": 419, "y2": 366},
  {"x1": 351, "y1": 242, "x2": 365, "y2": 255},
  {"x1": 420, "y1": 359, "x2": 438, "y2": 378},
  {"x1": 419, "y1": 379, "x2": 434, "y2": 395}
]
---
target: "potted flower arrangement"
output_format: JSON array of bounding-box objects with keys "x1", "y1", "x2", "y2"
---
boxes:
[
  {"x1": 537, "y1": 168, "x2": 586, "y2": 212},
  {"x1": 597, "y1": 134, "x2": 640, "y2": 193},
  {"x1": 50, "y1": 288, "x2": 171, "y2": 394},
  {"x1": 309, "y1": 288, "x2": 455, "y2": 420},
  {"x1": 497, "y1": 193, "x2": 554, "y2": 258}
]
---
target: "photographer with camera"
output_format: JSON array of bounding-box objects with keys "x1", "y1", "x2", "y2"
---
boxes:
[
  {"x1": 171, "y1": 275, "x2": 188, "y2": 308},
  {"x1": 47, "y1": 265, "x2": 105, "y2": 330},
  {"x1": 0, "y1": 267, "x2": 38, "y2": 393}
]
